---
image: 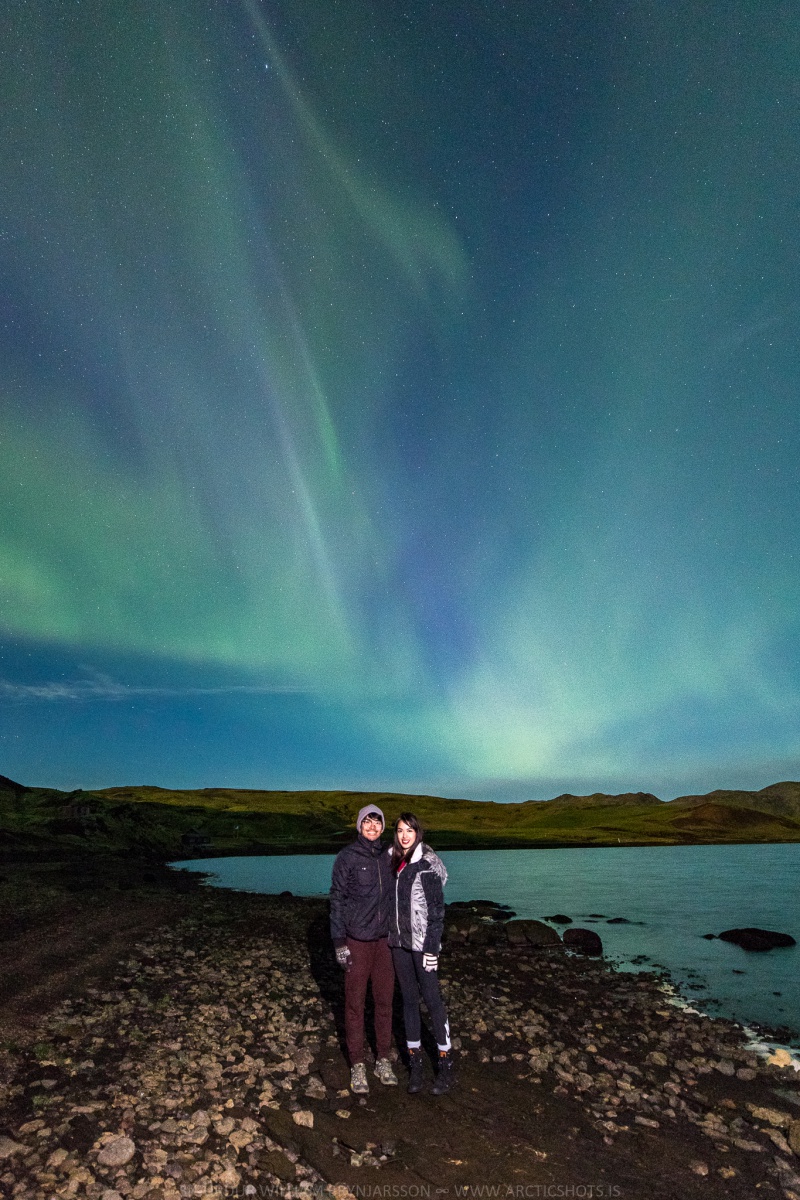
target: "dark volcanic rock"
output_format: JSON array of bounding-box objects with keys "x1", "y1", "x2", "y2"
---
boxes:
[
  {"x1": 545, "y1": 914, "x2": 573, "y2": 924},
  {"x1": 718, "y1": 927, "x2": 797, "y2": 952},
  {"x1": 563, "y1": 927, "x2": 603, "y2": 956},
  {"x1": 504, "y1": 919, "x2": 562, "y2": 947}
]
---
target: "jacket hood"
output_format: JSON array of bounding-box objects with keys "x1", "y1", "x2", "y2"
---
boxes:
[
  {"x1": 413, "y1": 841, "x2": 447, "y2": 884},
  {"x1": 391, "y1": 841, "x2": 447, "y2": 883}
]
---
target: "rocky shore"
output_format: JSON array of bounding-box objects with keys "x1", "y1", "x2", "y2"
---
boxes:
[{"x1": 1, "y1": 870, "x2": 800, "y2": 1199}]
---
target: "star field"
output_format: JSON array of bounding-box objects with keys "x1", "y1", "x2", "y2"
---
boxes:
[{"x1": 2, "y1": 0, "x2": 799, "y2": 800}]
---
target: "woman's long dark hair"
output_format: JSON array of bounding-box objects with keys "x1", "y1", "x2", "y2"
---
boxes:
[{"x1": 392, "y1": 811, "x2": 423, "y2": 874}]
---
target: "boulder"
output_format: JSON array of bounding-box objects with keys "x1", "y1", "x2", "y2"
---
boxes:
[
  {"x1": 563, "y1": 927, "x2": 603, "y2": 956},
  {"x1": 718, "y1": 928, "x2": 796, "y2": 952},
  {"x1": 545, "y1": 914, "x2": 572, "y2": 924},
  {"x1": 97, "y1": 1135, "x2": 136, "y2": 1167},
  {"x1": 450, "y1": 899, "x2": 512, "y2": 914},
  {"x1": 504, "y1": 919, "x2": 561, "y2": 948}
]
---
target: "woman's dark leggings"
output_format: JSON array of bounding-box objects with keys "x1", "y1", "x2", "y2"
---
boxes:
[{"x1": 391, "y1": 946, "x2": 451, "y2": 1051}]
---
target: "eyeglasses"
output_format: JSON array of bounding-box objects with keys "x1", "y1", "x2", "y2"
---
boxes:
[{"x1": 361, "y1": 815, "x2": 382, "y2": 826}]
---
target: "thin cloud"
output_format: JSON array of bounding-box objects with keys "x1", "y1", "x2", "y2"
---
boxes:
[{"x1": 0, "y1": 677, "x2": 307, "y2": 701}]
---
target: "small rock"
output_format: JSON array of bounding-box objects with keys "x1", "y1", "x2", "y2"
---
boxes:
[
  {"x1": 335, "y1": 1109, "x2": 351, "y2": 1119},
  {"x1": 184, "y1": 1126, "x2": 209, "y2": 1145},
  {"x1": 769, "y1": 1049, "x2": 796, "y2": 1068},
  {"x1": 737, "y1": 1067, "x2": 757, "y2": 1081},
  {"x1": 773, "y1": 1157, "x2": 800, "y2": 1190},
  {"x1": 292, "y1": 1110, "x2": 314, "y2": 1128},
  {"x1": 748, "y1": 1105, "x2": 792, "y2": 1128},
  {"x1": 218, "y1": 1165, "x2": 241, "y2": 1188},
  {"x1": 0, "y1": 1136, "x2": 26, "y2": 1160},
  {"x1": 763, "y1": 1129, "x2": 793, "y2": 1155},
  {"x1": 646, "y1": 1051, "x2": 668, "y2": 1068},
  {"x1": 97, "y1": 1136, "x2": 136, "y2": 1167},
  {"x1": 689, "y1": 1161, "x2": 709, "y2": 1176},
  {"x1": 714, "y1": 1059, "x2": 735, "y2": 1076},
  {"x1": 789, "y1": 1119, "x2": 800, "y2": 1154}
]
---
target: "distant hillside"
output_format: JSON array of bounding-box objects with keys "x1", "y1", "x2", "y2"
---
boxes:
[
  {"x1": 533, "y1": 791, "x2": 662, "y2": 810},
  {"x1": 2, "y1": 774, "x2": 799, "y2": 859},
  {"x1": 670, "y1": 781, "x2": 800, "y2": 818}
]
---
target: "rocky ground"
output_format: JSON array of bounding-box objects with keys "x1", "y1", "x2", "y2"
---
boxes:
[{"x1": 1, "y1": 868, "x2": 800, "y2": 1200}]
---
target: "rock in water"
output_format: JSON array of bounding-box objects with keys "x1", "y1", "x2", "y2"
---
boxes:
[
  {"x1": 718, "y1": 928, "x2": 796, "y2": 952},
  {"x1": 563, "y1": 927, "x2": 603, "y2": 956},
  {"x1": 504, "y1": 919, "x2": 562, "y2": 947}
]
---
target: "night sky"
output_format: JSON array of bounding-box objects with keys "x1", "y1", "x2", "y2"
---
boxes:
[{"x1": 2, "y1": 0, "x2": 799, "y2": 801}]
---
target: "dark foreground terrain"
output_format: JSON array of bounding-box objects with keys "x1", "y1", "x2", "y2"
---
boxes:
[{"x1": 1, "y1": 863, "x2": 800, "y2": 1200}]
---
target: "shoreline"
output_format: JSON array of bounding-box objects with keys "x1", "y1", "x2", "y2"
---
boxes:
[
  {"x1": 176, "y1": 847, "x2": 800, "y2": 1048},
  {"x1": 2, "y1": 867, "x2": 800, "y2": 1198},
  {"x1": 7, "y1": 835, "x2": 800, "y2": 868}
]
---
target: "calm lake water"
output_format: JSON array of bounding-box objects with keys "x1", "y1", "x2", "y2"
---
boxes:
[{"x1": 173, "y1": 843, "x2": 800, "y2": 1042}]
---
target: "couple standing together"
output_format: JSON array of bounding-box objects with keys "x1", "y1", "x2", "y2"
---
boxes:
[{"x1": 329, "y1": 806, "x2": 454, "y2": 1097}]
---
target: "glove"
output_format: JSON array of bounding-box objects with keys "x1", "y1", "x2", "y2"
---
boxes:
[
  {"x1": 422, "y1": 953, "x2": 438, "y2": 972},
  {"x1": 335, "y1": 945, "x2": 352, "y2": 970}
]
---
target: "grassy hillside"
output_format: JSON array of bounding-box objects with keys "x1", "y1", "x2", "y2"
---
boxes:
[{"x1": 2, "y1": 774, "x2": 800, "y2": 859}]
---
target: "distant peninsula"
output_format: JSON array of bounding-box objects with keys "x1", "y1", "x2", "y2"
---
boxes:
[{"x1": 2, "y1": 774, "x2": 800, "y2": 859}]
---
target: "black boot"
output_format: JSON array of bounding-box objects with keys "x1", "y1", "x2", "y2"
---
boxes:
[
  {"x1": 431, "y1": 1050, "x2": 455, "y2": 1095},
  {"x1": 407, "y1": 1047, "x2": 424, "y2": 1094}
]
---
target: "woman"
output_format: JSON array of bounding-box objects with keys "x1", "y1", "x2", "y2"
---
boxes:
[{"x1": 388, "y1": 812, "x2": 455, "y2": 1094}]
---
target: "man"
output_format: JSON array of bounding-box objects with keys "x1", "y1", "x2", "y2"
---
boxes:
[{"x1": 330, "y1": 805, "x2": 398, "y2": 1093}]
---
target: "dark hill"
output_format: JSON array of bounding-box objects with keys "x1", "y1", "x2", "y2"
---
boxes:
[
  {"x1": 2, "y1": 775, "x2": 800, "y2": 858},
  {"x1": 668, "y1": 801, "x2": 800, "y2": 838},
  {"x1": 536, "y1": 791, "x2": 662, "y2": 810},
  {"x1": 669, "y1": 782, "x2": 800, "y2": 820}
]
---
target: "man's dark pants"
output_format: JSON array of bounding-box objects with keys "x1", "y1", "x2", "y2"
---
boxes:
[{"x1": 344, "y1": 936, "x2": 394, "y2": 1065}]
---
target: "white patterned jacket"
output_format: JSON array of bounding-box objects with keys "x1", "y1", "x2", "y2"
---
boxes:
[{"x1": 387, "y1": 842, "x2": 447, "y2": 954}]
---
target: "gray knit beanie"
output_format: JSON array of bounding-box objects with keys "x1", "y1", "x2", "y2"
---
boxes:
[{"x1": 356, "y1": 804, "x2": 385, "y2": 831}]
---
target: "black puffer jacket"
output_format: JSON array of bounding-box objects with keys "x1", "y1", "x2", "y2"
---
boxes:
[
  {"x1": 388, "y1": 842, "x2": 447, "y2": 954},
  {"x1": 329, "y1": 834, "x2": 393, "y2": 946}
]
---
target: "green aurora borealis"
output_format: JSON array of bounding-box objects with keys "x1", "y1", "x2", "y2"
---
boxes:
[{"x1": 2, "y1": 0, "x2": 800, "y2": 799}]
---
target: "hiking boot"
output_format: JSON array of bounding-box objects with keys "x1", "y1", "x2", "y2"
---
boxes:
[
  {"x1": 431, "y1": 1050, "x2": 455, "y2": 1095},
  {"x1": 350, "y1": 1062, "x2": 369, "y2": 1094},
  {"x1": 407, "y1": 1047, "x2": 424, "y2": 1094},
  {"x1": 374, "y1": 1057, "x2": 398, "y2": 1086}
]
